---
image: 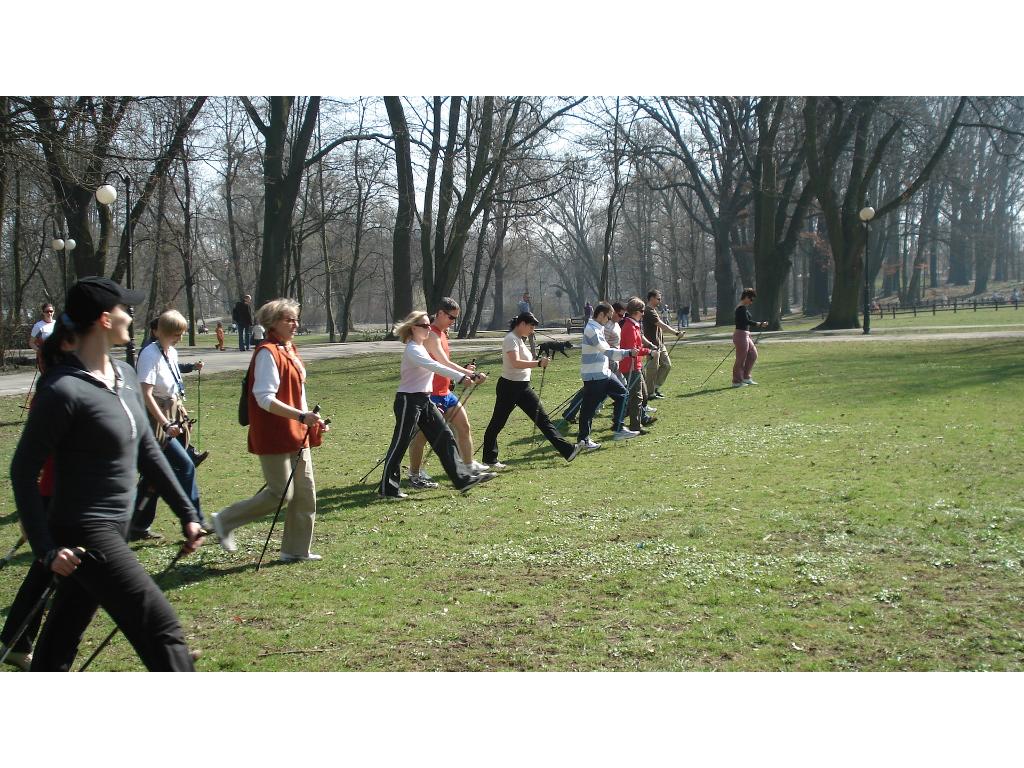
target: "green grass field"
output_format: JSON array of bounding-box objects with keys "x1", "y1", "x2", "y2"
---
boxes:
[{"x1": 1, "y1": 332, "x2": 1022, "y2": 670}]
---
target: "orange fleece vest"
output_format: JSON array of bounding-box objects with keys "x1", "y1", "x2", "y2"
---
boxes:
[{"x1": 246, "y1": 338, "x2": 308, "y2": 455}]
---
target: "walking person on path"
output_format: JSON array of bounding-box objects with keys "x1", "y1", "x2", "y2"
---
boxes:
[
  {"x1": 407, "y1": 298, "x2": 489, "y2": 489},
  {"x1": 577, "y1": 302, "x2": 646, "y2": 450},
  {"x1": 29, "y1": 302, "x2": 56, "y2": 369},
  {"x1": 10, "y1": 277, "x2": 205, "y2": 671},
  {"x1": 211, "y1": 299, "x2": 328, "y2": 561},
  {"x1": 378, "y1": 311, "x2": 495, "y2": 500},
  {"x1": 232, "y1": 294, "x2": 255, "y2": 351},
  {"x1": 482, "y1": 312, "x2": 582, "y2": 468},
  {"x1": 643, "y1": 289, "x2": 684, "y2": 399},
  {"x1": 732, "y1": 288, "x2": 768, "y2": 388}
]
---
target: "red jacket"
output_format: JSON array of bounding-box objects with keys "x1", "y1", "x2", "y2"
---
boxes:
[{"x1": 619, "y1": 317, "x2": 645, "y2": 374}]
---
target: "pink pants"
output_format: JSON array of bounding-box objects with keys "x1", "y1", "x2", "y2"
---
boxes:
[{"x1": 732, "y1": 330, "x2": 757, "y2": 383}]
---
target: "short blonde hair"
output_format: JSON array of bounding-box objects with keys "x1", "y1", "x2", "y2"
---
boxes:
[
  {"x1": 257, "y1": 298, "x2": 300, "y2": 329},
  {"x1": 157, "y1": 309, "x2": 188, "y2": 335},
  {"x1": 626, "y1": 296, "x2": 645, "y2": 315},
  {"x1": 395, "y1": 310, "x2": 430, "y2": 343}
]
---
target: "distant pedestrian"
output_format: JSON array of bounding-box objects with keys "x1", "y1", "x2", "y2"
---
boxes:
[
  {"x1": 583, "y1": 301, "x2": 594, "y2": 323},
  {"x1": 732, "y1": 287, "x2": 768, "y2": 388},
  {"x1": 232, "y1": 294, "x2": 255, "y2": 351},
  {"x1": 29, "y1": 303, "x2": 56, "y2": 368},
  {"x1": 215, "y1": 322, "x2": 225, "y2": 351},
  {"x1": 252, "y1": 322, "x2": 265, "y2": 343},
  {"x1": 678, "y1": 305, "x2": 690, "y2": 329}
]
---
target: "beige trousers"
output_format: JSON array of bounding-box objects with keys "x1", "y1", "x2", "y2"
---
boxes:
[
  {"x1": 643, "y1": 346, "x2": 672, "y2": 392},
  {"x1": 216, "y1": 448, "x2": 317, "y2": 558}
]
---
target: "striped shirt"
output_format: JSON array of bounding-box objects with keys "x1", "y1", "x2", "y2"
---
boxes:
[{"x1": 580, "y1": 318, "x2": 631, "y2": 381}]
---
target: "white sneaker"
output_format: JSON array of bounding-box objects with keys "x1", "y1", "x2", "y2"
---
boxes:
[
  {"x1": 743, "y1": 378, "x2": 758, "y2": 385},
  {"x1": 613, "y1": 428, "x2": 640, "y2": 440},
  {"x1": 211, "y1": 512, "x2": 236, "y2": 553},
  {"x1": 280, "y1": 552, "x2": 323, "y2": 563},
  {"x1": 469, "y1": 460, "x2": 491, "y2": 474},
  {"x1": 645, "y1": 406, "x2": 658, "y2": 413},
  {"x1": 378, "y1": 491, "x2": 410, "y2": 501},
  {"x1": 489, "y1": 461, "x2": 509, "y2": 470},
  {"x1": 732, "y1": 382, "x2": 748, "y2": 388},
  {"x1": 579, "y1": 438, "x2": 601, "y2": 452}
]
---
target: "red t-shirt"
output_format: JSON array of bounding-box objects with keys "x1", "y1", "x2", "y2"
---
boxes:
[{"x1": 429, "y1": 324, "x2": 453, "y2": 397}]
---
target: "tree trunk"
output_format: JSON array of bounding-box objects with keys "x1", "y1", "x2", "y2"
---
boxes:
[{"x1": 384, "y1": 96, "x2": 414, "y2": 328}]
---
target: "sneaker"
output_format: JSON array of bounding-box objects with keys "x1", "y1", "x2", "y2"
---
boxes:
[
  {"x1": 489, "y1": 461, "x2": 509, "y2": 470},
  {"x1": 280, "y1": 552, "x2": 323, "y2": 563},
  {"x1": 1, "y1": 646, "x2": 32, "y2": 671},
  {"x1": 469, "y1": 460, "x2": 491, "y2": 474},
  {"x1": 378, "y1": 491, "x2": 410, "y2": 501},
  {"x1": 652, "y1": 391, "x2": 666, "y2": 399},
  {"x1": 565, "y1": 442, "x2": 583, "y2": 463},
  {"x1": 732, "y1": 381, "x2": 748, "y2": 388},
  {"x1": 192, "y1": 450, "x2": 210, "y2": 468},
  {"x1": 579, "y1": 438, "x2": 601, "y2": 452},
  {"x1": 743, "y1": 378, "x2": 759, "y2": 385},
  {"x1": 128, "y1": 529, "x2": 164, "y2": 542},
  {"x1": 408, "y1": 471, "x2": 439, "y2": 489},
  {"x1": 460, "y1": 471, "x2": 498, "y2": 494},
  {"x1": 641, "y1": 416, "x2": 658, "y2": 426},
  {"x1": 211, "y1": 512, "x2": 236, "y2": 553},
  {"x1": 613, "y1": 428, "x2": 640, "y2": 440},
  {"x1": 644, "y1": 406, "x2": 658, "y2": 413}
]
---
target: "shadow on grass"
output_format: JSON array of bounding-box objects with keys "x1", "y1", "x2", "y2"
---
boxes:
[{"x1": 678, "y1": 386, "x2": 738, "y2": 398}]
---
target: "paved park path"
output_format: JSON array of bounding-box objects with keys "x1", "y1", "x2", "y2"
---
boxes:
[{"x1": 2, "y1": 323, "x2": 1021, "y2": 398}]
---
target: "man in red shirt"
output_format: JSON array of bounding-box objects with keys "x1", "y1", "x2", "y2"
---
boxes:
[{"x1": 407, "y1": 298, "x2": 488, "y2": 488}]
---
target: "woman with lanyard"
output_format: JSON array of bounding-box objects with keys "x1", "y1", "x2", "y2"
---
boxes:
[
  {"x1": 10, "y1": 277, "x2": 205, "y2": 671},
  {"x1": 129, "y1": 309, "x2": 206, "y2": 541},
  {"x1": 481, "y1": 311, "x2": 582, "y2": 468},
  {"x1": 732, "y1": 287, "x2": 768, "y2": 388},
  {"x1": 211, "y1": 299, "x2": 328, "y2": 561},
  {"x1": 378, "y1": 311, "x2": 495, "y2": 500}
]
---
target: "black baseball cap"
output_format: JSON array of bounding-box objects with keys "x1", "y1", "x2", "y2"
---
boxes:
[{"x1": 64, "y1": 277, "x2": 146, "y2": 329}]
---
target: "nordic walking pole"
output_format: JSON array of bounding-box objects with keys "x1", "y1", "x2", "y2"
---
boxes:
[
  {"x1": 78, "y1": 545, "x2": 189, "y2": 671},
  {"x1": 0, "y1": 534, "x2": 27, "y2": 570},
  {"x1": 696, "y1": 345, "x2": 736, "y2": 389},
  {"x1": 19, "y1": 368, "x2": 39, "y2": 421},
  {"x1": 529, "y1": 354, "x2": 549, "y2": 446},
  {"x1": 0, "y1": 547, "x2": 86, "y2": 667},
  {"x1": 255, "y1": 405, "x2": 323, "y2": 572},
  {"x1": 419, "y1": 365, "x2": 484, "y2": 468},
  {"x1": 195, "y1": 366, "x2": 202, "y2": 451}
]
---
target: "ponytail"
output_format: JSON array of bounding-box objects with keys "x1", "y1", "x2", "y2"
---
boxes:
[{"x1": 40, "y1": 322, "x2": 76, "y2": 373}]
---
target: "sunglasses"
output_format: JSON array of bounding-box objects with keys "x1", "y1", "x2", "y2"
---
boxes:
[
  {"x1": 414, "y1": 323, "x2": 431, "y2": 329},
  {"x1": 440, "y1": 310, "x2": 459, "y2": 320}
]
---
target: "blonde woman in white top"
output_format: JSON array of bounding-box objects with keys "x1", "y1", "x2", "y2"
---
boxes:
[
  {"x1": 481, "y1": 312, "x2": 581, "y2": 468},
  {"x1": 378, "y1": 311, "x2": 496, "y2": 500}
]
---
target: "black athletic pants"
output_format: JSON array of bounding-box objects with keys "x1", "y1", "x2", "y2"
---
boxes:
[
  {"x1": 1, "y1": 558, "x2": 50, "y2": 654},
  {"x1": 482, "y1": 377, "x2": 575, "y2": 464},
  {"x1": 30, "y1": 519, "x2": 194, "y2": 671},
  {"x1": 379, "y1": 392, "x2": 473, "y2": 497},
  {"x1": 579, "y1": 377, "x2": 628, "y2": 442}
]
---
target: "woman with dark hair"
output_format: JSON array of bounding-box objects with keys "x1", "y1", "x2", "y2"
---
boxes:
[
  {"x1": 0, "y1": 327, "x2": 76, "y2": 670},
  {"x1": 377, "y1": 311, "x2": 495, "y2": 500},
  {"x1": 481, "y1": 312, "x2": 581, "y2": 468},
  {"x1": 10, "y1": 277, "x2": 205, "y2": 671},
  {"x1": 733, "y1": 287, "x2": 768, "y2": 388}
]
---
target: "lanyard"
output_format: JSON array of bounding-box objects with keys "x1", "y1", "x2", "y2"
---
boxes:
[{"x1": 160, "y1": 346, "x2": 185, "y2": 397}]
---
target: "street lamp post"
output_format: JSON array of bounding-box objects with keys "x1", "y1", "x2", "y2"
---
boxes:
[
  {"x1": 859, "y1": 205, "x2": 876, "y2": 335},
  {"x1": 51, "y1": 237, "x2": 76, "y2": 303},
  {"x1": 96, "y1": 173, "x2": 135, "y2": 364}
]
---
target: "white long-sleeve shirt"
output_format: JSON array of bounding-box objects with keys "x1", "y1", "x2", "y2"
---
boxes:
[
  {"x1": 399, "y1": 341, "x2": 464, "y2": 393},
  {"x1": 252, "y1": 346, "x2": 308, "y2": 412}
]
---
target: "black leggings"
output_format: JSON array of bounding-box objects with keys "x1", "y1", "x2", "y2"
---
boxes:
[
  {"x1": 482, "y1": 377, "x2": 575, "y2": 463},
  {"x1": 30, "y1": 519, "x2": 194, "y2": 671},
  {"x1": 379, "y1": 392, "x2": 472, "y2": 496}
]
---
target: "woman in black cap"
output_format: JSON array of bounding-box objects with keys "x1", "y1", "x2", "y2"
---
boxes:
[
  {"x1": 10, "y1": 277, "x2": 205, "y2": 671},
  {"x1": 481, "y1": 312, "x2": 581, "y2": 468}
]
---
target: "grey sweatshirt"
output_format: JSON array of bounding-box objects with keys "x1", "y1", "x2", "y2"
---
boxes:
[{"x1": 10, "y1": 355, "x2": 199, "y2": 561}]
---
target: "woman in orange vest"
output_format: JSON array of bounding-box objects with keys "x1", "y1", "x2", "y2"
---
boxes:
[{"x1": 210, "y1": 299, "x2": 328, "y2": 562}]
